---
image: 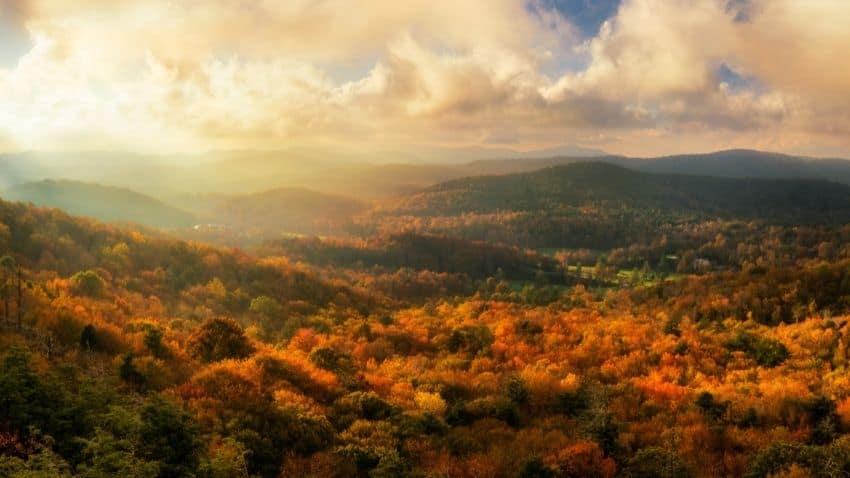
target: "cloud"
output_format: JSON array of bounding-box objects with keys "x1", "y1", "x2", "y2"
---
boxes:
[
  {"x1": 0, "y1": 0, "x2": 848, "y2": 156},
  {"x1": 541, "y1": 0, "x2": 850, "y2": 149},
  {"x1": 0, "y1": 0, "x2": 33, "y2": 67}
]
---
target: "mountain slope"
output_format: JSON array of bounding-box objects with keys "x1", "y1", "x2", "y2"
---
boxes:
[
  {"x1": 5, "y1": 149, "x2": 850, "y2": 201},
  {"x1": 465, "y1": 149, "x2": 850, "y2": 182},
  {"x1": 2, "y1": 179, "x2": 197, "y2": 229},
  {"x1": 0, "y1": 194, "x2": 370, "y2": 308},
  {"x1": 358, "y1": 162, "x2": 850, "y2": 250},
  {"x1": 387, "y1": 162, "x2": 850, "y2": 221},
  {"x1": 634, "y1": 149, "x2": 850, "y2": 182}
]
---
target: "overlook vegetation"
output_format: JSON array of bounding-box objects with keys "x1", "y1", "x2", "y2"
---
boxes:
[{"x1": 4, "y1": 152, "x2": 850, "y2": 477}]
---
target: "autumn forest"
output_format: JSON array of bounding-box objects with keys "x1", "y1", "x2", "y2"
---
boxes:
[
  {"x1": 3, "y1": 152, "x2": 850, "y2": 478},
  {"x1": 4, "y1": 1, "x2": 850, "y2": 476}
]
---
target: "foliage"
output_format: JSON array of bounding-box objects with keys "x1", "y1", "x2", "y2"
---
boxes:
[
  {"x1": 187, "y1": 317, "x2": 255, "y2": 363},
  {"x1": 725, "y1": 332, "x2": 789, "y2": 367},
  {"x1": 138, "y1": 396, "x2": 201, "y2": 477},
  {"x1": 248, "y1": 295, "x2": 282, "y2": 317},
  {"x1": 70, "y1": 270, "x2": 106, "y2": 297},
  {"x1": 5, "y1": 191, "x2": 850, "y2": 478},
  {"x1": 623, "y1": 447, "x2": 691, "y2": 478}
]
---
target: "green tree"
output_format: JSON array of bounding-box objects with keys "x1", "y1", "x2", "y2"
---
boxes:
[
  {"x1": 70, "y1": 270, "x2": 106, "y2": 298},
  {"x1": 447, "y1": 324, "x2": 493, "y2": 356},
  {"x1": 309, "y1": 347, "x2": 355, "y2": 375},
  {"x1": 143, "y1": 328, "x2": 166, "y2": 358},
  {"x1": 725, "y1": 332, "x2": 789, "y2": 367},
  {"x1": 77, "y1": 406, "x2": 159, "y2": 478},
  {"x1": 369, "y1": 450, "x2": 409, "y2": 478},
  {"x1": 187, "y1": 317, "x2": 254, "y2": 363},
  {"x1": 118, "y1": 354, "x2": 145, "y2": 390},
  {"x1": 249, "y1": 296, "x2": 282, "y2": 317},
  {"x1": 248, "y1": 296, "x2": 285, "y2": 338},
  {"x1": 0, "y1": 445, "x2": 73, "y2": 477},
  {"x1": 80, "y1": 324, "x2": 98, "y2": 351},
  {"x1": 744, "y1": 442, "x2": 815, "y2": 478},
  {"x1": 198, "y1": 438, "x2": 249, "y2": 478},
  {"x1": 0, "y1": 347, "x2": 55, "y2": 445},
  {"x1": 139, "y1": 396, "x2": 201, "y2": 478},
  {"x1": 695, "y1": 391, "x2": 727, "y2": 422}
]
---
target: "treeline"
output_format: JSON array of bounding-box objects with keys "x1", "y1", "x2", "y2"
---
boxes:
[
  {"x1": 637, "y1": 258, "x2": 850, "y2": 326},
  {"x1": 258, "y1": 233, "x2": 563, "y2": 282}
]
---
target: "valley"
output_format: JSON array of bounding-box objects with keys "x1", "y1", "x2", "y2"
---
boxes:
[{"x1": 4, "y1": 150, "x2": 850, "y2": 476}]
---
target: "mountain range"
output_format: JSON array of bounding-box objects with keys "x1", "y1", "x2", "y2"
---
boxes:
[
  {"x1": 5, "y1": 149, "x2": 850, "y2": 242},
  {"x1": 4, "y1": 149, "x2": 850, "y2": 201}
]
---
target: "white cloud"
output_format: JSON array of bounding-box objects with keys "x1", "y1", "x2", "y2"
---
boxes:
[{"x1": 0, "y1": 0, "x2": 848, "y2": 156}]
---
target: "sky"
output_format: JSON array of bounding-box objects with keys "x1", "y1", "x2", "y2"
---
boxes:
[{"x1": 0, "y1": 0, "x2": 849, "y2": 158}]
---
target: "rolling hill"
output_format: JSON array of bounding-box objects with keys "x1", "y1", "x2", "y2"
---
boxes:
[
  {"x1": 181, "y1": 149, "x2": 850, "y2": 199},
  {"x1": 2, "y1": 179, "x2": 198, "y2": 229},
  {"x1": 630, "y1": 149, "x2": 850, "y2": 182},
  {"x1": 384, "y1": 161, "x2": 850, "y2": 221},
  {"x1": 358, "y1": 162, "x2": 850, "y2": 250},
  {"x1": 6, "y1": 149, "x2": 850, "y2": 202},
  {"x1": 464, "y1": 149, "x2": 850, "y2": 181}
]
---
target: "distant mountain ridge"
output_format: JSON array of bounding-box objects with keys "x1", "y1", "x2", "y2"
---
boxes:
[
  {"x1": 357, "y1": 161, "x2": 850, "y2": 250},
  {"x1": 383, "y1": 161, "x2": 850, "y2": 223},
  {"x1": 2, "y1": 179, "x2": 198, "y2": 229},
  {"x1": 464, "y1": 149, "x2": 850, "y2": 182},
  {"x1": 1, "y1": 178, "x2": 371, "y2": 241},
  {"x1": 4, "y1": 148, "x2": 850, "y2": 200},
  {"x1": 631, "y1": 149, "x2": 850, "y2": 182}
]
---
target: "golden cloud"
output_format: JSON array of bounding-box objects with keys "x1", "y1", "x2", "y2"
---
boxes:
[{"x1": 0, "y1": 0, "x2": 847, "y2": 156}]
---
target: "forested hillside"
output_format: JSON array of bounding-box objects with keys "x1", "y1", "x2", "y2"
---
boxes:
[
  {"x1": 383, "y1": 162, "x2": 850, "y2": 220},
  {"x1": 8, "y1": 149, "x2": 850, "y2": 202},
  {"x1": 6, "y1": 178, "x2": 850, "y2": 476},
  {"x1": 6, "y1": 0, "x2": 850, "y2": 475},
  {"x1": 2, "y1": 180, "x2": 198, "y2": 230},
  {"x1": 357, "y1": 162, "x2": 850, "y2": 250},
  {"x1": 258, "y1": 234, "x2": 562, "y2": 281}
]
